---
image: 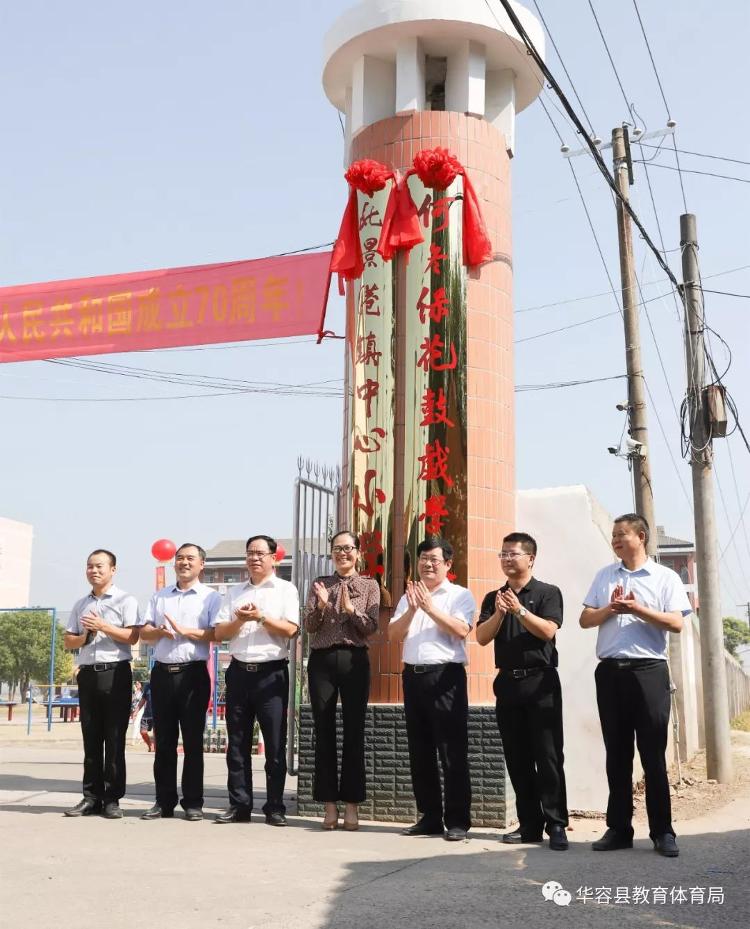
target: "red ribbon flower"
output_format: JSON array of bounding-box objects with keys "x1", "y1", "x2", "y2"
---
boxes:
[
  {"x1": 412, "y1": 147, "x2": 462, "y2": 189},
  {"x1": 345, "y1": 159, "x2": 392, "y2": 197}
]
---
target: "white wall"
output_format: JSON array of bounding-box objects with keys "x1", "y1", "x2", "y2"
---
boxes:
[
  {"x1": 517, "y1": 485, "x2": 614, "y2": 814},
  {"x1": 0, "y1": 516, "x2": 33, "y2": 608}
]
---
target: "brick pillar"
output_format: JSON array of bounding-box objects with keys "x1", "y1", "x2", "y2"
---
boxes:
[{"x1": 348, "y1": 112, "x2": 514, "y2": 706}]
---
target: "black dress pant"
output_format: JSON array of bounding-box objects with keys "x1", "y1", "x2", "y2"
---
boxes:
[
  {"x1": 595, "y1": 658, "x2": 673, "y2": 838},
  {"x1": 308, "y1": 646, "x2": 370, "y2": 803},
  {"x1": 150, "y1": 661, "x2": 210, "y2": 811},
  {"x1": 77, "y1": 661, "x2": 132, "y2": 802},
  {"x1": 225, "y1": 658, "x2": 288, "y2": 814},
  {"x1": 494, "y1": 668, "x2": 568, "y2": 836},
  {"x1": 402, "y1": 663, "x2": 471, "y2": 830}
]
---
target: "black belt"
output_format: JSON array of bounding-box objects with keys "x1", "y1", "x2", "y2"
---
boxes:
[
  {"x1": 78, "y1": 660, "x2": 128, "y2": 672},
  {"x1": 231, "y1": 658, "x2": 288, "y2": 672},
  {"x1": 498, "y1": 667, "x2": 552, "y2": 679},
  {"x1": 154, "y1": 660, "x2": 206, "y2": 674},
  {"x1": 403, "y1": 662, "x2": 462, "y2": 674},
  {"x1": 600, "y1": 657, "x2": 665, "y2": 670}
]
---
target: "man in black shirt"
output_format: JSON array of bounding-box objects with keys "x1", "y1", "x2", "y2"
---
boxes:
[{"x1": 476, "y1": 532, "x2": 569, "y2": 850}]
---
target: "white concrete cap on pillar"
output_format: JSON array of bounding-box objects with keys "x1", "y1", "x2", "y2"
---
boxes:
[{"x1": 322, "y1": 0, "x2": 545, "y2": 158}]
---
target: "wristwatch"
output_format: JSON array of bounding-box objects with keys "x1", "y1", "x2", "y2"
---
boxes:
[
  {"x1": 517, "y1": 607, "x2": 527, "y2": 619},
  {"x1": 257, "y1": 611, "x2": 266, "y2": 625}
]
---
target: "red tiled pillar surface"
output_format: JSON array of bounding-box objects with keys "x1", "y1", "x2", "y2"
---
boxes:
[{"x1": 346, "y1": 111, "x2": 514, "y2": 705}]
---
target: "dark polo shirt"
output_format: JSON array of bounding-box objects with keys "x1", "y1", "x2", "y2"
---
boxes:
[{"x1": 478, "y1": 577, "x2": 563, "y2": 671}]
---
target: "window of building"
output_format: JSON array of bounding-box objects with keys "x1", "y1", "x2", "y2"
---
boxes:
[{"x1": 425, "y1": 56, "x2": 446, "y2": 111}]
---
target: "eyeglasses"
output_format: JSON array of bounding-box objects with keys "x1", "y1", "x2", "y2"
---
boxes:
[
  {"x1": 246, "y1": 551, "x2": 272, "y2": 559},
  {"x1": 418, "y1": 557, "x2": 445, "y2": 566},
  {"x1": 332, "y1": 545, "x2": 356, "y2": 554},
  {"x1": 498, "y1": 551, "x2": 529, "y2": 560}
]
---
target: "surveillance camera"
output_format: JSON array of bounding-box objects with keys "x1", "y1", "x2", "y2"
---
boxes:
[
  {"x1": 625, "y1": 437, "x2": 642, "y2": 450},
  {"x1": 592, "y1": 135, "x2": 602, "y2": 147},
  {"x1": 667, "y1": 119, "x2": 677, "y2": 129},
  {"x1": 632, "y1": 127, "x2": 643, "y2": 138},
  {"x1": 615, "y1": 402, "x2": 630, "y2": 412},
  {"x1": 560, "y1": 143, "x2": 570, "y2": 154},
  {"x1": 608, "y1": 447, "x2": 619, "y2": 455}
]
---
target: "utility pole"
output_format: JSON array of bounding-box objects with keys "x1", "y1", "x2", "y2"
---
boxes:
[
  {"x1": 681, "y1": 213, "x2": 733, "y2": 783},
  {"x1": 612, "y1": 126, "x2": 657, "y2": 555}
]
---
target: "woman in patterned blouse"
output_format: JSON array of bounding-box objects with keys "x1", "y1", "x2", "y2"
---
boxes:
[{"x1": 303, "y1": 530, "x2": 380, "y2": 830}]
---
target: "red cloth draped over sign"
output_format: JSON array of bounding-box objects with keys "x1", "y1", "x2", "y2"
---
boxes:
[{"x1": 0, "y1": 251, "x2": 332, "y2": 363}]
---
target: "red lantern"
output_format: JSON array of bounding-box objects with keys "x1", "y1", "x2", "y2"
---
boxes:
[
  {"x1": 151, "y1": 538, "x2": 177, "y2": 562},
  {"x1": 275, "y1": 544, "x2": 286, "y2": 563}
]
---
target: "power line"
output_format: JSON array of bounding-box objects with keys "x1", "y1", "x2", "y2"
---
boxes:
[
  {"x1": 632, "y1": 161, "x2": 750, "y2": 184},
  {"x1": 492, "y1": 0, "x2": 685, "y2": 297},
  {"x1": 529, "y1": 0, "x2": 596, "y2": 135},
  {"x1": 629, "y1": 0, "x2": 689, "y2": 211},
  {"x1": 516, "y1": 374, "x2": 627, "y2": 392},
  {"x1": 639, "y1": 143, "x2": 750, "y2": 167},
  {"x1": 701, "y1": 289, "x2": 750, "y2": 299},
  {"x1": 515, "y1": 310, "x2": 620, "y2": 344},
  {"x1": 586, "y1": 0, "x2": 631, "y2": 115}
]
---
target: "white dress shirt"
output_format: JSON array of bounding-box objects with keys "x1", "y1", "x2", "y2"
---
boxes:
[
  {"x1": 391, "y1": 580, "x2": 476, "y2": 665},
  {"x1": 583, "y1": 558, "x2": 693, "y2": 659},
  {"x1": 213, "y1": 573, "x2": 300, "y2": 663},
  {"x1": 66, "y1": 585, "x2": 139, "y2": 665},
  {"x1": 141, "y1": 581, "x2": 222, "y2": 663}
]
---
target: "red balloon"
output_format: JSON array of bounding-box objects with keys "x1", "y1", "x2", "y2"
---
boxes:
[
  {"x1": 151, "y1": 539, "x2": 177, "y2": 562},
  {"x1": 275, "y1": 544, "x2": 286, "y2": 563}
]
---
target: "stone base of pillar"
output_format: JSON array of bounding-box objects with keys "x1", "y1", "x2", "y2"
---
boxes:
[{"x1": 297, "y1": 704, "x2": 509, "y2": 827}]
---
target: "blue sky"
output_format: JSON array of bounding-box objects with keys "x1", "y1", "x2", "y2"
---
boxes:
[{"x1": 0, "y1": 1, "x2": 747, "y2": 616}]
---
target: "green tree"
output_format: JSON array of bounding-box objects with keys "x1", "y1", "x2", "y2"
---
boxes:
[
  {"x1": 0, "y1": 611, "x2": 73, "y2": 700},
  {"x1": 723, "y1": 616, "x2": 750, "y2": 657}
]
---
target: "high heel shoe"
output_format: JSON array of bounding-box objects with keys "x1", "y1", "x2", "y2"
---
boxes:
[
  {"x1": 322, "y1": 803, "x2": 339, "y2": 830},
  {"x1": 343, "y1": 804, "x2": 359, "y2": 832}
]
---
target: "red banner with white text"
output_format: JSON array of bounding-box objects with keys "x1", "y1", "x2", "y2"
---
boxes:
[{"x1": 0, "y1": 251, "x2": 332, "y2": 362}]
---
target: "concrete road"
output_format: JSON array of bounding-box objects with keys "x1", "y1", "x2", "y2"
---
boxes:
[{"x1": 0, "y1": 743, "x2": 747, "y2": 929}]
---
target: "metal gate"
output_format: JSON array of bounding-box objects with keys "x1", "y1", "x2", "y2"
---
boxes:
[{"x1": 287, "y1": 458, "x2": 341, "y2": 772}]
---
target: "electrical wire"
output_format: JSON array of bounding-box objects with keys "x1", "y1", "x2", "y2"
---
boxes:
[
  {"x1": 491, "y1": 0, "x2": 685, "y2": 297},
  {"x1": 631, "y1": 161, "x2": 750, "y2": 184},
  {"x1": 516, "y1": 374, "x2": 627, "y2": 392},
  {"x1": 586, "y1": 0, "x2": 631, "y2": 116},
  {"x1": 629, "y1": 0, "x2": 689, "y2": 212},
  {"x1": 638, "y1": 143, "x2": 750, "y2": 167},
  {"x1": 514, "y1": 310, "x2": 620, "y2": 344}
]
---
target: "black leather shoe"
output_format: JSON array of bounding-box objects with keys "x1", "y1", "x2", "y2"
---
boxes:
[
  {"x1": 64, "y1": 798, "x2": 102, "y2": 817},
  {"x1": 140, "y1": 804, "x2": 174, "y2": 820},
  {"x1": 502, "y1": 827, "x2": 543, "y2": 844},
  {"x1": 265, "y1": 812, "x2": 287, "y2": 827},
  {"x1": 102, "y1": 801, "x2": 123, "y2": 819},
  {"x1": 549, "y1": 825, "x2": 569, "y2": 850},
  {"x1": 184, "y1": 808, "x2": 203, "y2": 822},
  {"x1": 444, "y1": 827, "x2": 468, "y2": 842},
  {"x1": 402, "y1": 819, "x2": 444, "y2": 836},
  {"x1": 214, "y1": 807, "x2": 251, "y2": 824},
  {"x1": 592, "y1": 828, "x2": 633, "y2": 851},
  {"x1": 653, "y1": 833, "x2": 679, "y2": 857}
]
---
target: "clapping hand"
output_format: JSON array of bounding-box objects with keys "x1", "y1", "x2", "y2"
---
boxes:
[
  {"x1": 235, "y1": 603, "x2": 263, "y2": 624},
  {"x1": 162, "y1": 613, "x2": 182, "y2": 638},
  {"x1": 610, "y1": 584, "x2": 638, "y2": 614},
  {"x1": 313, "y1": 581, "x2": 329, "y2": 610},
  {"x1": 80, "y1": 611, "x2": 104, "y2": 633},
  {"x1": 413, "y1": 580, "x2": 434, "y2": 615},
  {"x1": 500, "y1": 588, "x2": 521, "y2": 614},
  {"x1": 494, "y1": 590, "x2": 508, "y2": 617},
  {"x1": 341, "y1": 584, "x2": 355, "y2": 616}
]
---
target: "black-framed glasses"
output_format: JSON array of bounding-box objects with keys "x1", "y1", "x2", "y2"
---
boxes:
[{"x1": 332, "y1": 545, "x2": 356, "y2": 554}]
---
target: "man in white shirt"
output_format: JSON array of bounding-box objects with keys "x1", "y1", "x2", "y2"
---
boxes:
[
  {"x1": 389, "y1": 537, "x2": 476, "y2": 841},
  {"x1": 138, "y1": 543, "x2": 222, "y2": 821},
  {"x1": 580, "y1": 513, "x2": 692, "y2": 858},
  {"x1": 63, "y1": 549, "x2": 140, "y2": 819},
  {"x1": 212, "y1": 535, "x2": 300, "y2": 826}
]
